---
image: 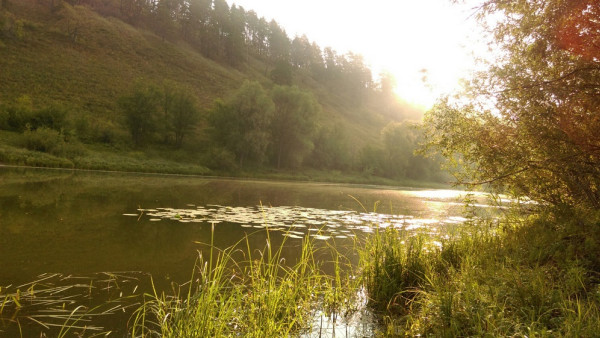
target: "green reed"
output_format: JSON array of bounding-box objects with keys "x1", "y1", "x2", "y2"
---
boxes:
[
  {"x1": 130, "y1": 224, "x2": 359, "y2": 337},
  {"x1": 359, "y1": 212, "x2": 600, "y2": 336}
]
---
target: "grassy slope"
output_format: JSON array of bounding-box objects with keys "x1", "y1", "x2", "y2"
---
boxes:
[
  {"x1": 0, "y1": 2, "x2": 388, "y2": 166},
  {"x1": 0, "y1": 3, "x2": 241, "y2": 111}
]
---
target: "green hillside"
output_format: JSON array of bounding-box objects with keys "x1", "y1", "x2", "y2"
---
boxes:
[{"x1": 0, "y1": 0, "x2": 443, "y2": 184}]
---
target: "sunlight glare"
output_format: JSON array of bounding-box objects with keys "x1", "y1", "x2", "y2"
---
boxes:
[{"x1": 228, "y1": 0, "x2": 485, "y2": 109}]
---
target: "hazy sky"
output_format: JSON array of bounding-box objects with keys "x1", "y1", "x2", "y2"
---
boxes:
[{"x1": 226, "y1": 0, "x2": 484, "y2": 109}]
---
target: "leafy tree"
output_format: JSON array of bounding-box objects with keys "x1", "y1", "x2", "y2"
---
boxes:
[
  {"x1": 170, "y1": 88, "x2": 199, "y2": 148},
  {"x1": 381, "y1": 122, "x2": 415, "y2": 178},
  {"x1": 341, "y1": 52, "x2": 372, "y2": 104},
  {"x1": 119, "y1": 83, "x2": 160, "y2": 147},
  {"x1": 379, "y1": 71, "x2": 396, "y2": 96},
  {"x1": 308, "y1": 42, "x2": 325, "y2": 78},
  {"x1": 209, "y1": 81, "x2": 274, "y2": 167},
  {"x1": 381, "y1": 121, "x2": 442, "y2": 180},
  {"x1": 357, "y1": 144, "x2": 385, "y2": 177},
  {"x1": 270, "y1": 85, "x2": 320, "y2": 168},
  {"x1": 423, "y1": 0, "x2": 600, "y2": 210},
  {"x1": 270, "y1": 59, "x2": 293, "y2": 85},
  {"x1": 156, "y1": 82, "x2": 200, "y2": 147},
  {"x1": 309, "y1": 124, "x2": 350, "y2": 170}
]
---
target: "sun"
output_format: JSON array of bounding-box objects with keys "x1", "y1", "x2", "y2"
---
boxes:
[{"x1": 227, "y1": 0, "x2": 483, "y2": 110}]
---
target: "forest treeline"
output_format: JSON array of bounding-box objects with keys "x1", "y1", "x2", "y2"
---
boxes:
[
  {"x1": 0, "y1": 0, "x2": 444, "y2": 182},
  {"x1": 17, "y1": 0, "x2": 382, "y2": 102},
  {"x1": 0, "y1": 80, "x2": 443, "y2": 181}
]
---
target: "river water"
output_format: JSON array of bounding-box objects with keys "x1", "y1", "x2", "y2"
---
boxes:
[{"x1": 0, "y1": 167, "x2": 496, "y2": 336}]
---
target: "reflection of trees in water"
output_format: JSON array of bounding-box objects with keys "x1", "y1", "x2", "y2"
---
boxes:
[{"x1": 0, "y1": 167, "x2": 471, "y2": 288}]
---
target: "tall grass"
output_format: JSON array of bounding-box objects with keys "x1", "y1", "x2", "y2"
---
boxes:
[
  {"x1": 130, "y1": 226, "x2": 360, "y2": 337},
  {"x1": 359, "y1": 213, "x2": 600, "y2": 336}
]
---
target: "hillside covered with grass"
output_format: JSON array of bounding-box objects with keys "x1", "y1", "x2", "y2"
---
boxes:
[{"x1": 0, "y1": 0, "x2": 445, "y2": 185}]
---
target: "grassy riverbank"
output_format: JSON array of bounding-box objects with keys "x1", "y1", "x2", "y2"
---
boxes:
[
  {"x1": 362, "y1": 212, "x2": 600, "y2": 336},
  {"x1": 2, "y1": 208, "x2": 599, "y2": 336},
  {"x1": 0, "y1": 137, "x2": 449, "y2": 188},
  {"x1": 130, "y1": 229, "x2": 361, "y2": 337},
  {"x1": 129, "y1": 208, "x2": 600, "y2": 336}
]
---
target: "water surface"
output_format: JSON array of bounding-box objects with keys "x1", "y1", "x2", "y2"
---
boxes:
[{"x1": 0, "y1": 167, "x2": 494, "y2": 335}]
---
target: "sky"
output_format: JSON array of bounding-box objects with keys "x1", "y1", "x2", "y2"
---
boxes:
[{"x1": 226, "y1": 0, "x2": 486, "y2": 109}]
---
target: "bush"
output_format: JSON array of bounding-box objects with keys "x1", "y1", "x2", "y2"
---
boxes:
[
  {"x1": 0, "y1": 98, "x2": 70, "y2": 132},
  {"x1": 20, "y1": 127, "x2": 86, "y2": 158},
  {"x1": 21, "y1": 127, "x2": 64, "y2": 153},
  {"x1": 202, "y1": 147, "x2": 238, "y2": 171}
]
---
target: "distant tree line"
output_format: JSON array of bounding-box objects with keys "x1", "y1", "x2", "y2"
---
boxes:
[
  {"x1": 0, "y1": 80, "x2": 445, "y2": 181},
  {"x1": 114, "y1": 80, "x2": 446, "y2": 181},
  {"x1": 30, "y1": 0, "x2": 376, "y2": 103},
  {"x1": 0, "y1": 0, "x2": 446, "y2": 182}
]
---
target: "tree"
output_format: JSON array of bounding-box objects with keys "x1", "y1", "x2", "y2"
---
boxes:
[
  {"x1": 119, "y1": 83, "x2": 160, "y2": 147},
  {"x1": 270, "y1": 85, "x2": 320, "y2": 168},
  {"x1": 225, "y1": 4, "x2": 246, "y2": 65},
  {"x1": 209, "y1": 81, "x2": 274, "y2": 167},
  {"x1": 309, "y1": 124, "x2": 350, "y2": 170},
  {"x1": 266, "y1": 20, "x2": 290, "y2": 74},
  {"x1": 154, "y1": 0, "x2": 177, "y2": 41},
  {"x1": 246, "y1": 12, "x2": 268, "y2": 56},
  {"x1": 423, "y1": 0, "x2": 600, "y2": 210},
  {"x1": 270, "y1": 59, "x2": 293, "y2": 85},
  {"x1": 291, "y1": 35, "x2": 312, "y2": 69},
  {"x1": 170, "y1": 88, "x2": 199, "y2": 148},
  {"x1": 185, "y1": 0, "x2": 212, "y2": 50},
  {"x1": 381, "y1": 122, "x2": 415, "y2": 179}
]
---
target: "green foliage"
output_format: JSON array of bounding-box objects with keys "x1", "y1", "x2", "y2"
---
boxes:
[
  {"x1": 0, "y1": 0, "x2": 440, "y2": 185},
  {"x1": 131, "y1": 229, "x2": 356, "y2": 337},
  {"x1": 357, "y1": 144, "x2": 385, "y2": 176},
  {"x1": 270, "y1": 85, "x2": 319, "y2": 168},
  {"x1": 381, "y1": 122, "x2": 416, "y2": 178},
  {"x1": 20, "y1": 127, "x2": 85, "y2": 158},
  {"x1": 201, "y1": 146, "x2": 238, "y2": 171},
  {"x1": 0, "y1": 96, "x2": 69, "y2": 133},
  {"x1": 360, "y1": 216, "x2": 600, "y2": 336},
  {"x1": 423, "y1": 0, "x2": 600, "y2": 211},
  {"x1": 21, "y1": 126, "x2": 64, "y2": 153},
  {"x1": 118, "y1": 83, "x2": 161, "y2": 147},
  {"x1": 209, "y1": 81, "x2": 274, "y2": 167},
  {"x1": 0, "y1": 10, "x2": 25, "y2": 40},
  {"x1": 360, "y1": 228, "x2": 439, "y2": 315},
  {"x1": 270, "y1": 60, "x2": 293, "y2": 85},
  {"x1": 0, "y1": 142, "x2": 75, "y2": 168},
  {"x1": 159, "y1": 83, "x2": 200, "y2": 148},
  {"x1": 308, "y1": 124, "x2": 351, "y2": 170},
  {"x1": 382, "y1": 121, "x2": 444, "y2": 181}
]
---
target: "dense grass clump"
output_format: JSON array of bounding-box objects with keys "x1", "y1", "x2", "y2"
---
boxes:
[
  {"x1": 360, "y1": 213, "x2": 600, "y2": 336},
  {"x1": 130, "y1": 229, "x2": 359, "y2": 337}
]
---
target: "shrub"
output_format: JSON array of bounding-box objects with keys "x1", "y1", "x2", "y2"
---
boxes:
[
  {"x1": 20, "y1": 127, "x2": 86, "y2": 158},
  {"x1": 202, "y1": 147, "x2": 238, "y2": 171},
  {"x1": 21, "y1": 127, "x2": 64, "y2": 153}
]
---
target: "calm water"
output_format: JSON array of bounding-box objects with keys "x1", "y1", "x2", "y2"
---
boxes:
[{"x1": 0, "y1": 166, "x2": 494, "y2": 335}]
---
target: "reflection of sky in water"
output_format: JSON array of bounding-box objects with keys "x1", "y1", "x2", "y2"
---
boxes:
[{"x1": 405, "y1": 189, "x2": 473, "y2": 200}]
